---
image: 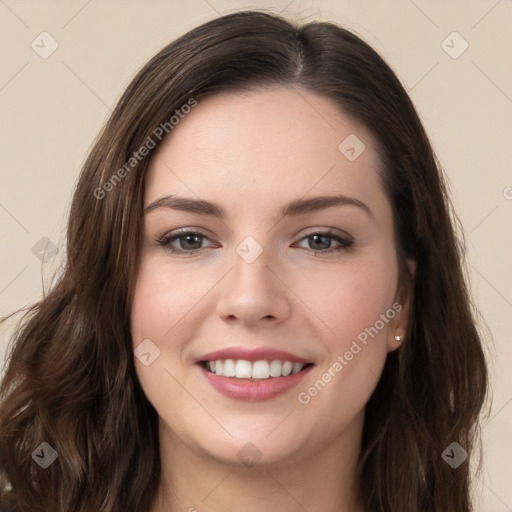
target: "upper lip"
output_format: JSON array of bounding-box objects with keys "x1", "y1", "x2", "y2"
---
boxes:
[{"x1": 196, "y1": 347, "x2": 311, "y2": 364}]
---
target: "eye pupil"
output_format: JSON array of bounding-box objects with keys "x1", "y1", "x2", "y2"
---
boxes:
[
  {"x1": 309, "y1": 234, "x2": 331, "y2": 250},
  {"x1": 181, "y1": 234, "x2": 202, "y2": 250}
]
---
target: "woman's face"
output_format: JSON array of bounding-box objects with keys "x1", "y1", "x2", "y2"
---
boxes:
[{"x1": 131, "y1": 86, "x2": 410, "y2": 467}]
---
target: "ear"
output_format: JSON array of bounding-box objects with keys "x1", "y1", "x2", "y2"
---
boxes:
[{"x1": 387, "y1": 258, "x2": 416, "y2": 353}]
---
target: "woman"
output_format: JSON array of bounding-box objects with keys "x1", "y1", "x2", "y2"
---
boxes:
[{"x1": 0, "y1": 10, "x2": 489, "y2": 512}]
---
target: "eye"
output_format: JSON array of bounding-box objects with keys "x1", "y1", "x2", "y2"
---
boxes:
[
  {"x1": 157, "y1": 228, "x2": 354, "y2": 256},
  {"x1": 158, "y1": 229, "x2": 215, "y2": 255},
  {"x1": 295, "y1": 230, "x2": 354, "y2": 254}
]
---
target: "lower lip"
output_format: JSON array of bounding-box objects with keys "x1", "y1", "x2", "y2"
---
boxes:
[{"x1": 199, "y1": 364, "x2": 312, "y2": 401}]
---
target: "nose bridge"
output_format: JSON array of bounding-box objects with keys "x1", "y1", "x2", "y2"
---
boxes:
[
  {"x1": 231, "y1": 234, "x2": 275, "y2": 300},
  {"x1": 215, "y1": 234, "x2": 290, "y2": 324}
]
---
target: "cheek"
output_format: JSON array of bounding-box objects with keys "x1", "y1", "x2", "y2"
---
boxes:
[
  {"x1": 130, "y1": 256, "x2": 205, "y2": 414},
  {"x1": 130, "y1": 255, "x2": 215, "y2": 342},
  {"x1": 130, "y1": 256, "x2": 199, "y2": 392},
  {"x1": 295, "y1": 251, "x2": 399, "y2": 347},
  {"x1": 292, "y1": 264, "x2": 397, "y2": 434},
  {"x1": 131, "y1": 245, "x2": 400, "y2": 354}
]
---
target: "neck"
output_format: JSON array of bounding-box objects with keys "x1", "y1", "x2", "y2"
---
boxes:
[{"x1": 150, "y1": 411, "x2": 366, "y2": 512}]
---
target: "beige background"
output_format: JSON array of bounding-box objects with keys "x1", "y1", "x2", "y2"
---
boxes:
[{"x1": 0, "y1": 0, "x2": 510, "y2": 509}]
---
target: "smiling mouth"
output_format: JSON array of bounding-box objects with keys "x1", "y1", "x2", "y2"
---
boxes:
[{"x1": 200, "y1": 359, "x2": 314, "y2": 380}]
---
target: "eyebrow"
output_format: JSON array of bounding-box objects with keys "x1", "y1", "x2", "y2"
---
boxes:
[{"x1": 144, "y1": 194, "x2": 373, "y2": 218}]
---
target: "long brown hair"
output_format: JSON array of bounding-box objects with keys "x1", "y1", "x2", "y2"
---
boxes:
[{"x1": 0, "y1": 10, "x2": 490, "y2": 511}]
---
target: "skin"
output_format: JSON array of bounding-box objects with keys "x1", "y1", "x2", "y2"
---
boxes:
[{"x1": 131, "y1": 86, "x2": 413, "y2": 512}]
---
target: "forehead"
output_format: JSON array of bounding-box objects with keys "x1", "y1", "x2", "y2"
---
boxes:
[{"x1": 145, "y1": 87, "x2": 388, "y2": 218}]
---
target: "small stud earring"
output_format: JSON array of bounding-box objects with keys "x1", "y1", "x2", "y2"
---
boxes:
[{"x1": 394, "y1": 335, "x2": 403, "y2": 342}]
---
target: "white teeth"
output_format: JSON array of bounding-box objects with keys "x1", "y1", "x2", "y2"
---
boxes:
[
  {"x1": 204, "y1": 359, "x2": 307, "y2": 379},
  {"x1": 235, "y1": 360, "x2": 252, "y2": 378},
  {"x1": 269, "y1": 360, "x2": 282, "y2": 377},
  {"x1": 292, "y1": 362, "x2": 303, "y2": 375},
  {"x1": 252, "y1": 360, "x2": 270, "y2": 379},
  {"x1": 282, "y1": 361, "x2": 293, "y2": 376},
  {"x1": 223, "y1": 359, "x2": 236, "y2": 377}
]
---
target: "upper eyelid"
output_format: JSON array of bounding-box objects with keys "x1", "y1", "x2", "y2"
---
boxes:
[
  {"x1": 299, "y1": 227, "x2": 353, "y2": 240},
  {"x1": 160, "y1": 227, "x2": 212, "y2": 241},
  {"x1": 159, "y1": 226, "x2": 352, "y2": 238}
]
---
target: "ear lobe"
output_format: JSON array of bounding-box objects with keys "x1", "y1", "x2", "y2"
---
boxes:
[{"x1": 387, "y1": 258, "x2": 416, "y2": 352}]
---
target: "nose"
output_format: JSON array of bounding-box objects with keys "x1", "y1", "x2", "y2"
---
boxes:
[{"x1": 215, "y1": 244, "x2": 292, "y2": 327}]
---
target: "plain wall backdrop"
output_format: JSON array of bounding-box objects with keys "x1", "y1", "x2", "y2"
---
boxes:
[{"x1": 1, "y1": 0, "x2": 510, "y2": 509}]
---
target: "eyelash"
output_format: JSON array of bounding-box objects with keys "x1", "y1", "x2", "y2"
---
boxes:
[{"x1": 157, "y1": 228, "x2": 354, "y2": 256}]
